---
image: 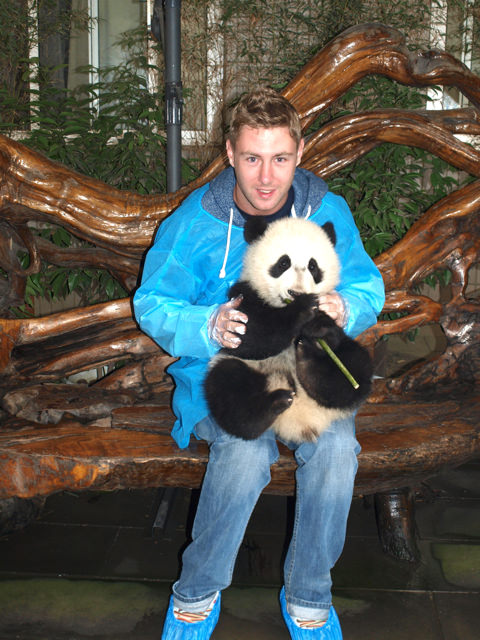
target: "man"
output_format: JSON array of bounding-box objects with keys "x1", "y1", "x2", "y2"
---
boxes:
[{"x1": 134, "y1": 88, "x2": 384, "y2": 639}]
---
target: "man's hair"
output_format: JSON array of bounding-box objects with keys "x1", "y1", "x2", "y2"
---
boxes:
[{"x1": 228, "y1": 87, "x2": 302, "y2": 148}]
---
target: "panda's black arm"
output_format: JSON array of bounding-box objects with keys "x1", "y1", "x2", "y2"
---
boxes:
[{"x1": 224, "y1": 282, "x2": 317, "y2": 359}]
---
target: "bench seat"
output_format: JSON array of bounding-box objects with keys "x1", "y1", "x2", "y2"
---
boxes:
[{"x1": 1, "y1": 392, "x2": 477, "y2": 500}]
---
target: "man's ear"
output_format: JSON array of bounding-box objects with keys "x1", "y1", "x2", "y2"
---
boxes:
[
  {"x1": 322, "y1": 221, "x2": 336, "y2": 246},
  {"x1": 296, "y1": 137, "x2": 305, "y2": 166},
  {"x1": 226, "y1": 138, "x2": 235, "y2": 167}
]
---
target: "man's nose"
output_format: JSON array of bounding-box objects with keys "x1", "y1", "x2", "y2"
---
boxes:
[{"x1": 259, "y1": 161, "x2": 273, "y2": 183}]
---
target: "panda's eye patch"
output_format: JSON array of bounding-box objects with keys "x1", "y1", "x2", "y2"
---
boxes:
[
  {"x1": 308, "y1": 258, "x2": 323, "y2": 284},
  {"x1": 269, "y1": 254, "x2": 291, "y2": 278}
]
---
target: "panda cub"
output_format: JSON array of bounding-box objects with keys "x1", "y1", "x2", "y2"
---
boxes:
[{"x1": 204, "y1": 216, "x2": 373, "y2": 443}]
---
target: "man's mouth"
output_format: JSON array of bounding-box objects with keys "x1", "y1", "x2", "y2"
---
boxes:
[{"x1": 256, "y1": 188, "x2": 275, "y2": 198}]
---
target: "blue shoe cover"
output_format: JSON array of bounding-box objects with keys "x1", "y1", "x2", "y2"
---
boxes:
[
  {"x1": 280, "y1": 587, "x2": 342, "y2": 639},
  {"x1": 161, "y1": 593, "x2": 221, "y2": 640}
]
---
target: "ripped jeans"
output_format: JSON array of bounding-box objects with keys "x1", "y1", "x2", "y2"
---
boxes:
[{"x1": 172, "y1": 413, "x2": 360, "y2": 621}]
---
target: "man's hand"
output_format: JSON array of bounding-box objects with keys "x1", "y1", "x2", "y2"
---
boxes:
[
  {"x1": 318, "y1": 292, "x2": 347, "y2": 328},
  {"x1": 208, "y1": 296, "x2": 248, "y2": 348}
]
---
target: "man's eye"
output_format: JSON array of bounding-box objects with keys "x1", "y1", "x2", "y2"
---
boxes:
[{"x1": 246, "y1": 156, "x2": 257, "y2": 163}]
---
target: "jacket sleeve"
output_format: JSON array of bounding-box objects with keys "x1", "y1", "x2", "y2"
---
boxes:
[
  {"x1": 322, "y1": 194, "x2": 385, "y2": 338},
  {"x1": 133, "y1": 216, "x2": 220, "y2": 361}
]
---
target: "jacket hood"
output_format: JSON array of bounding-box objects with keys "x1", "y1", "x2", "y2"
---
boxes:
[{"x1": 201, "y1": 166, "x2": 329, "y2": 225}]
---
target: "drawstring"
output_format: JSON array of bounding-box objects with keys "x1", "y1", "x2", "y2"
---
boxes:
[
  {"x1": 291, "y1": 204, "x2": 312, "y2": 219},
  {"x1": 219, "y1": 207, "x2": 234, "y2": 278}
]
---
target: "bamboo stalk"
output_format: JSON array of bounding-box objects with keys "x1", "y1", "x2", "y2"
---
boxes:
[{"x1": 317, "y1": 338, "x2": 360, "y2": 389}]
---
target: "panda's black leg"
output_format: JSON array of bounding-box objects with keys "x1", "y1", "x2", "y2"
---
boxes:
[
  {"x1": 205, "y1": 359, "x2": 293, "y2": 440},
  {"x1": 295, "y1": 338, "x2": 373, "y2": 408}
]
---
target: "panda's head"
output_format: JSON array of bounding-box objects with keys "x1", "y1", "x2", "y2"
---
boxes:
[{"x1": 241, "y1": 216, "x2": 340, "y2": 308}]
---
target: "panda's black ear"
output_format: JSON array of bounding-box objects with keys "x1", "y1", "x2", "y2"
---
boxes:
[
  {"x1": 244, "y1": 217, "x2": 269, "y2": 244},
  {"x1": 322, "y1": 221, "x2": 336, "y2": 246}
]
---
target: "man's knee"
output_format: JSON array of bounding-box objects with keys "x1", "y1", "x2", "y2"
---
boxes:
[
  {"x1": 294, "y1": 415, "x2": 359, "y2": 471},
  {"x1": 198, "y1": 415, "x2": 279, "y2": 489}
]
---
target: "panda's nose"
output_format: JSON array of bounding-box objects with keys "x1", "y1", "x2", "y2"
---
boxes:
[{"x1": 287, "y1": 289, "x2": 302, "y2": 298}]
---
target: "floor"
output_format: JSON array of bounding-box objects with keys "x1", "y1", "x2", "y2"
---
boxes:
[{"x1": 0, "y1": 459, "x2": 479, "y2": 639}]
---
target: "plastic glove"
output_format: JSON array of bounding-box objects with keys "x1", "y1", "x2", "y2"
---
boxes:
[
  {"x1": 208, "y1": 296, "x2": 248, "y2": 348},
  {"x1": 318, "y1": 292, "x2": 348, "y2": 328}
]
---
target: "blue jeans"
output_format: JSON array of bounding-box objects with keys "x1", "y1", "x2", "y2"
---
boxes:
[{"x1": 172, "y1": 414, "x2": 360, "y2": 620}]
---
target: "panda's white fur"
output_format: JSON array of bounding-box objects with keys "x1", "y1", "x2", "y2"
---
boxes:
[{"x1": 204, "y1": 216, "x2": 372, "y2": 443}]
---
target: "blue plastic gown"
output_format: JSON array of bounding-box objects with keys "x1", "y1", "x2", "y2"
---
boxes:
[{"x1": 134, "y1": 170, "x2": 385, "y2": 448}]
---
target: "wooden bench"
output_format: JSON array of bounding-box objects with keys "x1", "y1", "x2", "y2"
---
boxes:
[{"x1": 0, "y1": 24, "x2": 479, "y2": 561}]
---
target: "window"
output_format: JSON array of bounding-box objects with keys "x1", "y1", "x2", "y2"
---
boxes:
[
  {"x1": 68, "y1": 0, "x2": 147, "y2": 112},
  {"x1": 429, "y1": 0, "x2": 480, "y2": 109}
]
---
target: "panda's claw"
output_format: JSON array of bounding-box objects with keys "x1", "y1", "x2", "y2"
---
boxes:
[{"x1": 269, "y1": 389, "x2": 294, "y2": 416}]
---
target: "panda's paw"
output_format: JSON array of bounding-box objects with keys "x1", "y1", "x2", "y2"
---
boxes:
[
  {"x1": 317, "y1": 325, "x2": 344, "y2": 350},
  {"x1": 300, "y1": 312, "x2": 343, "y2": 347},
  {"x1": 268, "y1": 389, "x2": 294, "y2": 416},
  {"x1": 290, "y1": 294, "x2": 318, "y2": 326}
]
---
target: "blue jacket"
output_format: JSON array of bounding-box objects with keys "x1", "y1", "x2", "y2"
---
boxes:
[{"x1": 133, "y1": 167, "x2": 385, "y2": 448}]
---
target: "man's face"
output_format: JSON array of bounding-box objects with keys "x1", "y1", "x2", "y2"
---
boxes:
[{"x1": 226, "y1": 126, "x2": 304, "y2": 216}]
